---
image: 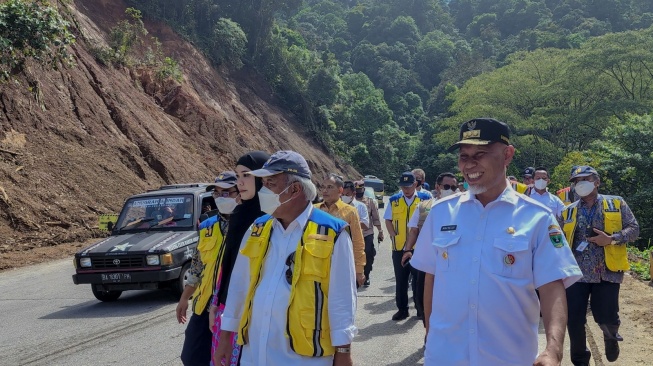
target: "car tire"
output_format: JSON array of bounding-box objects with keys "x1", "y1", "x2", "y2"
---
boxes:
[
  {"x1": 173, "y1": 262, "x2": 191, "y2": 299},
  {"x1": 92, "y1": 286, "x2": 122, "y2": 302}
]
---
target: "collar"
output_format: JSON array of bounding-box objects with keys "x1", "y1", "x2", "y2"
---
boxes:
[
  {"x1": 459, "y1": 186, "x2": 519, "y2": 206},
  {"x1": 532, "y1": 189, "x2": 550, "y2": 197},
  {"x1": 579, "y1": 194, "x2": 603, "y2": 208},
  {"x1": 273, "y1": 202, "x2": 312, "y2": 232}
]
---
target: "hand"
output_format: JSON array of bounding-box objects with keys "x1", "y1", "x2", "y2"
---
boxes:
[
  {"x1": 356, "y1": 273, "x2": 366, "y2": 287},
  {"x1": 401, "y1": 251, "x2": 412, "y2": 266},
  {"x1": 208, "y1": 305, "x2": 218, "y2": 333},
  {"x1": 213, "y1": 331, "x2": 234, "y2": 366},
  {"x1": 587, "y1": 228, "x2": 612, "y2": 247},
  {"x1": 378, "y1": 231, "x2": 384, "y2": 242},
  {"x1": 333, "y1": 351, "x2": 353, "y2": 366},
  {"x1": 176, "y1": 299, "x2": 189, "y2": 324},
  {"x1": 533, "y1": 349, "x2": 561, "y2": 366}
]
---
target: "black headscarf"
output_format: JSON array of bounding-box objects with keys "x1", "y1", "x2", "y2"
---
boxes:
[{"x1": 216, "y1": 150, "x2": 270, "y2": 306}]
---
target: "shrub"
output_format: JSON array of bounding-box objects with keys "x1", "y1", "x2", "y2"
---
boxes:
[
  {"x1": 0, "y1": 0, "x2": 75, "y2": 81},
  {"x1": 209, "y1": 18, "x2": 247, "y2": 69}
]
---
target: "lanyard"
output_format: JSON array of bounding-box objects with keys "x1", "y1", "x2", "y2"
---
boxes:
[{"x1": 580, "y1": 203, "x2": 598, "y2": 226}]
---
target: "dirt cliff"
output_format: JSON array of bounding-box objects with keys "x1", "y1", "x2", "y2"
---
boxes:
[{"x1": 0, "y1": 0, "x2": 357, "y2": 258}]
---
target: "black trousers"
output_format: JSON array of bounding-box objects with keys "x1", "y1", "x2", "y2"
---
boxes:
[
  {"x1": 180, "y1": 308, "x2": 213, "y2": 366},
  {"x1": 363, "y1": 234, "x2": 376, "y2": 279},
  {"x1": 566, "y1": 281, "x2": 621, "y2": 365},
  {"x1": 392, "y1": 250, "x2": 418, "y2": 312},
  {"x1": 414, "y1": 269, "x2": 425, "y2": 319}
]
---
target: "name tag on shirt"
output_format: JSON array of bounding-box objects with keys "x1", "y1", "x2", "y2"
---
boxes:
[
  {"x1": 441, "y1": 225, "x2": 457, "y2": 231},
  {"x1": 576, "y1": 241, "x2": 589, "y2": 252}
]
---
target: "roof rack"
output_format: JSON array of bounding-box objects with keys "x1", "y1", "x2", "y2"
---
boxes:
[{"x1": 157, "y1": 183, "x2": 211, "y2": 190}]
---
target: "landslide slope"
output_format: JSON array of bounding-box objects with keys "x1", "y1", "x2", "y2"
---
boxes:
[{"x1": 0, "y1": 0, "x2": 357, "y2": 255}]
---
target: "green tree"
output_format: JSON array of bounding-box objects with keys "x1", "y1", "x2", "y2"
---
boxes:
[
  {"x1": 210, "y1": 18, "x2": 247, "y2": 69},
  {"x1": 0, "y1": 0, "x2": 75, "y2": 81}
]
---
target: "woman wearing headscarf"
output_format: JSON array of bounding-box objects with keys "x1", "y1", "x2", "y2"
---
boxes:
[{"x1": 209, "y1": 151, "x2": 270, "y2": 366}]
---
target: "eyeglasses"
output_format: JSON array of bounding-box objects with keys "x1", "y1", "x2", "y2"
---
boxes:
[
  {"x1": 285, "y1": 251, "x2": 296, "y2": 285},
  {"x1": 213, "y1": 190, "x2": 238, "y2": 198},
  {"x1": 441, "y1": 184, "x2": 456, "y2": 190}
]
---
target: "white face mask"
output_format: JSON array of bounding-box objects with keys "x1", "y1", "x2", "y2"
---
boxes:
[
  {"x1": 258, "y1": 185, "x2": 292, "y2": 215},
  {"x1": 215, "y1": 197, "x2": 238, "y2": 214},
  {"x1": 534, "y1": 179, "x2": 548, "y2": 190},
  {"x1": 341, "y1": 195, "x2": 353, "y2": 204},
  {"x1": 440, "y1": 189, "x2": 454, "y2": 198},
  {"x1": 574, "y1": 180, "x2": 595, "y2": 197}
]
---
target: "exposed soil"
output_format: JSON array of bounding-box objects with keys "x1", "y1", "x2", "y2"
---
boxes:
[{"x1": 0, "y1": 0, "x2": 357, "y2": 258}]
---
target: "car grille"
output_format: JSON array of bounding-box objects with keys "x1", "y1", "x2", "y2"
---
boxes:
[{"x1": 92, "y1": 256, "x2": 145, "y2": 269}]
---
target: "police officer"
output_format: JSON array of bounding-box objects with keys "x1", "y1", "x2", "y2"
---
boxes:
[
  {"x1": 353, "y1": 180, "x2": 383, "y2": 287},
  {"x1": 411, "y1": 118, "x2": 582, "y2": 365},
  {"x1": 560, "y1": 166, "x2": 640, "y2": 365},
  {"x1": 384, "y1": 172, "x2": 430, "y2": 321}
]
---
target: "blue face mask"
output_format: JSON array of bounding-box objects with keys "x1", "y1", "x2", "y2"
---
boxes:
[{"x1": 463, "y1": 182, "x2": 469, "y2": 190}]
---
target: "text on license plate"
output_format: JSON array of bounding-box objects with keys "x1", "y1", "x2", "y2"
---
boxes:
[{"x1": 101, "y1": 273, "x2": 132, "y2": 282}]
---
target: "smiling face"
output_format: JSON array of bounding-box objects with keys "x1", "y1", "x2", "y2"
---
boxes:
[
  {"x1": 458, "y1": 142, "x2": 514, "y2": 204},
  {"x1": 235, "y1": 165, "x2": 256, "y2": 200}
]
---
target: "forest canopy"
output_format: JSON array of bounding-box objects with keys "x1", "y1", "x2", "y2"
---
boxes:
[{"x1": 127, "y1": 0, "x2": 653, "y2": 243}]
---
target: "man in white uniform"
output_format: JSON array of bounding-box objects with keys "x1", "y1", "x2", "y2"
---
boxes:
[
  {"x1": 342, "y1": 180, "x2": 369, "y2": 232},
  {"x1": 215, "y1": 151, "x2": 357, "y2": 366},
  {"x1": 529, "y1": 166, "x2": 565, "y2": 217},
  {"x1": 411, "y1": 118, "x2": 582, "y2": 366}
]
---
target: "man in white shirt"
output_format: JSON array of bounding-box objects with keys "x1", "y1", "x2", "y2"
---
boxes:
[
  {"x1": 342, "y1": 180, "x2": 369, "y2": 231},
  {"x1": 529, "y1": 166, "x2": 565, "y2": 217},
  {"x1": 214, "y1": 151, "x2": 357, "y2": 366},
  {"x1": 412, "y1": 168, "x2": 434, "y2": 199},
  {"x1": 411, "y1": 118, "x2": 582, "y2": 366}
]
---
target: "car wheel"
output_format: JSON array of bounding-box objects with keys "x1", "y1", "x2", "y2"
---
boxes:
[
  {"x1": 173, "y1": 262, "x2": 191, "y2": 299},
  {"x1": 92, "y1": 286, "x2": 122, "y2": 302}
]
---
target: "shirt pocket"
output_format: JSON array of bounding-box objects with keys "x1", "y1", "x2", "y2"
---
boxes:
[
  {"x1": 491, "y1": 238, "x2": 531, "y2": 278},
  {"x1": 302, "y1": 240, "x2": 333, "y2": 278},
  {"x1": 432, "y1": 236, "x2": 461, "y2": 272}
]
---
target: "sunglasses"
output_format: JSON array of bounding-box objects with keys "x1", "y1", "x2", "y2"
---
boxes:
[
  {"x1": 285, "y1": 251, "x2": 296, "y2": 285},
  {"x1": 213, "y1": 190, "x2": 238, "y2": 198},
  {"x1": 441, "y1": 184, "x2": 456, "y2": 190}
]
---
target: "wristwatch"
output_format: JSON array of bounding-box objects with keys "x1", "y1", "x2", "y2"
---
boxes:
[
  {"x1": 335, "y1": 347, "x2": 351, "y2": 353},
  {"x1": 610, "y1": 235, "x2": 618, "y2": 245}
]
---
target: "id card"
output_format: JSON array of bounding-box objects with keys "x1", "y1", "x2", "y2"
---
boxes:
[{"x1": 576, "y1": 241, "x2": 589, "y2": 252}]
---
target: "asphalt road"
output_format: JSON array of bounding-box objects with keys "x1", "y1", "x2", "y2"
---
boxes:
[{"x1": 0, "y1": 199, "x2": 571, "y2": 366}]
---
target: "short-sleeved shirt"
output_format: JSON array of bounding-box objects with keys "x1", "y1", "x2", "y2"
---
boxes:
[
  {"x1": 411, "y1": 188, "x2": 582, "y2": 366},
  {"x1": 529, "y1": 190, "x2": 565, "y2": 217},
  {"x1": 383, "y1": 193, "x2": 416, "y2": 220},
  {"x1": 351, "y1": 199, "x2": 369, "y2": 229}
]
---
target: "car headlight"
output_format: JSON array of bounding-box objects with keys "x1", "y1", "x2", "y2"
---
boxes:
[
  {"x1": 79, "y1": 257, "x2": 92, "y2": 268},
  {"x1": 160, "y1": 253, "x2": 173, "y2": 266},
  {"x1": 146, "y1": 255, "x2": 160, "y2": 265}
]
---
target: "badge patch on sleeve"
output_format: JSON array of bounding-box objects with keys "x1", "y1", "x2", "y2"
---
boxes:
[{"x1": 548, "y1": 227, "x2": 565, "y2": 248}]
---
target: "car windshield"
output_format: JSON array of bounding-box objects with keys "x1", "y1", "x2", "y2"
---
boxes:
[
  {"x1": 364, "y1": 180, "x2": 384, "y2": 192},
  {"x1": 115, "y1": 194, "x2": 194, "y2": 231}
]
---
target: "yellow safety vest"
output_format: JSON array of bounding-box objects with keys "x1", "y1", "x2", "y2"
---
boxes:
[
  {"x1": 510, "y1": 181, "x2": 531, "y2": 195},
  {"x1": 389, "y1": 192, "x2": 429, "y2": 251},
  {"x1": 237, "y1": 210, "x2": 347, "y2": 357},
  {"x1": 192, "y1": 216, "x2": 226, "y2": 315},
  {"x1": 557, "y1": 187, "x2": 573, "y2": 205},
  {"x1": 561, "y1": 196, "x2": 628, "y2": 271}
]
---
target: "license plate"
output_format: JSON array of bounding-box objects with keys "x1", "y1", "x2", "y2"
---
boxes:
[{"x1": 101, "y1": 273, "x2": 132, "y2": 283}]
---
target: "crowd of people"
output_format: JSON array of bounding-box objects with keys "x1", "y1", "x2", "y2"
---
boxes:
[{"x1": 175, "y1": 118, "x2": 639, "y2": 366}]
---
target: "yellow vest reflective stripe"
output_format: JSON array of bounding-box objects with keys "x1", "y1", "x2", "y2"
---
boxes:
[
  {"x1": 237, "y1": 210, "x2": 346, "y2": 357},
  {"x1": 192, "y1": 216, "x2": 226, "y2": 315},
  {"x1": 390, "y1": 194, "x2": 423, "y2": 251},
  {"x1": 561, "y1": 197, "x2": 628, "y2": 271},
  {"x1": 557, "y1": 187, "x2": 572, "y2": 205}
]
